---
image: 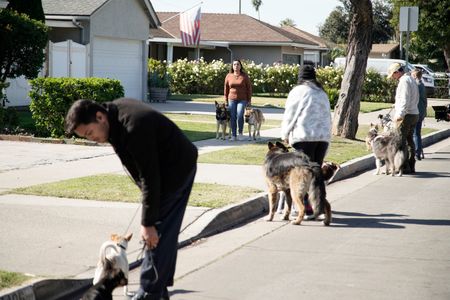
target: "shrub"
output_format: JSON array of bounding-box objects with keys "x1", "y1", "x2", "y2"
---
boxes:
[
  {"x1": 316, "y1": 66, "x2": 344, "y2": 90},
  {"x1": 324, "y1": 87, "x2": 340, "y2": 109},
  {"x1": 29, "y1": 77, "x2": 124, "y2": 137},
  {"x1": 362, "y1": 69, "x2": 396, "y2": 103},
  {"x1": 0, "y1": 106, "x2": 19, "y2": 133}
]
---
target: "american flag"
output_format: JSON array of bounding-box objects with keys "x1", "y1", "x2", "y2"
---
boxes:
[{"x1": 180, "y1": 7, "x2": 201, "y2": 46}]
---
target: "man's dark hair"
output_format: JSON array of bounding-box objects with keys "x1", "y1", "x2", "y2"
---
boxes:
[{"x1": 65, "y1": 99, "x2": 107, "y2": 134}]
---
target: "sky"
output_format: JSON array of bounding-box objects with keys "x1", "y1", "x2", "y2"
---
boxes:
[{"x1": 151, "y1": 0, "x2": 342, "y2": 36}]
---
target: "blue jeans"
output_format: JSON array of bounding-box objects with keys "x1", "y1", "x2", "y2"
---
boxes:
[
  {"x1": 228, "y1": 100, "x2": 248, "y2": 137},
  {"x1": 413, "y1": 118, "x2": 423, "y2": 158}
]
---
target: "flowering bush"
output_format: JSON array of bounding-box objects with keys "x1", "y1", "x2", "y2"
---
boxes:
[
  {"x1": 166, "y1": 58, "x2": 228, "y2": 94},
  {"x1": 156, "y1": 58, "x2": 397, "y2": 103}
]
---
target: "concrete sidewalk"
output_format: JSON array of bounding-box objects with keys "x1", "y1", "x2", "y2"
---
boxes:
[{"x1": 0, "y1": 99, "x2": 449, "y2": 299}]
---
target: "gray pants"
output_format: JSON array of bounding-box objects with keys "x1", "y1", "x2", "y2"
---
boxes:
[{"x1": 396, "y1": 114, "x2": 419, "y2": 172}]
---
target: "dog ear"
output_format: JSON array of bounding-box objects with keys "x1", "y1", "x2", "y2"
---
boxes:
[
  {"x1": 275, "y1": 141, "x2": 287, "y2": 151},
  {"x1": 110, "y1": 234, "x2": 119, "y2": 242},
  {"x1": 125, "y1": 233, "x2": 133, "y2": 241},
  {"x1": 215, "y1": 101, "x2": 218, "y2": 107},
  {"x1": 268, "y1": 142, "x2": 274, "y2": 149}
]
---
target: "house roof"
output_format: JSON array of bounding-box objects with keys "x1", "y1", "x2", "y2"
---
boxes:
[
  {"x1": 42, "y1": 0, "x2": 108, "y2": 16},
  {"x1": 371, "y1": 43, "x2": 399, "y2": 54},
  {"x1": 281, "y1": 25, "x2": 330, "y2": 49},
  {"x1": 151, "y1": 12, "x2": 318, "y2": 46},
  {"x1": 42, "y1": 0, "x2": 160, "y2": 27}
]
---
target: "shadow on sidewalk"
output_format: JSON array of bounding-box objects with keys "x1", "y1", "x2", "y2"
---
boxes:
[
  {"x1": 409, "y1": 171, "x2": 450, "y2": 178},
  {"x1": 331, "y1": 211, "x2": 450, "y2": 229}
]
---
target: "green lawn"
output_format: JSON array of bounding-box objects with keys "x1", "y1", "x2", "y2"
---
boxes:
[
  {"x1": 0, "y1": 270, "x2": 31, "y2": 290},
  {"x1": 13, "y1": 174, "x2": 262, "y2": 208},
  {"x1": 169, "y1": 94, "x2": 393, "y2": 112}
]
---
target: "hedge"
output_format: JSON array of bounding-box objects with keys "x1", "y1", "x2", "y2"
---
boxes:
[
  {"x1": 29, "y1": 77, "x2": 124, "y2": 137},
  {"x1": 149, "y1": 58, "x2": 398, "y2": 103}
]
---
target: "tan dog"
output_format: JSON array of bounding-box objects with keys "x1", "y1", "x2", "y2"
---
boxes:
[
  {"x1": 215, "y1": 101, "x2": 231, "y2": 140},
  {"x1": 244, "y1": 107, "x2": 265, "y2": 140},
  {"x1": 93, "y1": 233, "x2": 133, "y2": 296}
]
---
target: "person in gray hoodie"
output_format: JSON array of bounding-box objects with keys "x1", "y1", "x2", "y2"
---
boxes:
[{"x1": 281, "y1": 65, "x2": 332, "y2": 218}]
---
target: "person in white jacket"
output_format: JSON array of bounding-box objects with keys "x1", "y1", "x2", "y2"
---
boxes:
[
  {"x1": 281, "y1": 65, "x2": 331, "y2": 218},
  {"x1": 387, "y1": 62, "x2": 419, "y2": 173}
]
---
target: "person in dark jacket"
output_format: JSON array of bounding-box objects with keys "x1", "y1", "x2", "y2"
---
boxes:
[{"x1": 65, "y1": 98, "x2": 198, "y2": 300}]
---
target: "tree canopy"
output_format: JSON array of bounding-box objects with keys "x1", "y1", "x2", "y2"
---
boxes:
[
  {"x1": 0, "y1": 9, "x2": 48, "y2": 83},
  {"x1": 319, "y1": 0, "x2": 394, "y2": 44},
  {"x1": 279, "y1": 18, "x2": 296, "y2": 27},
  {"x1": 390, "y1": 0, "x2": 450, "y2": 70}
]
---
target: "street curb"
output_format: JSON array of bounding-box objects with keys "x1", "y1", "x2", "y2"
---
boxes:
[
  {"x1": 178, "y1": 193, "x2": 268, "y2": 247},
  {"x1": 2, "y1": 129, "x2": 449, "y2": 300},
  {"x1": 0, "y1": 134, "x2": 106, "y2": 146},
  {"x1": 329, "y1": 128, "x2": 450, "y2": 183},
  {"x1": 0, "y1": 279, "x2": 91, "y2": 300}
]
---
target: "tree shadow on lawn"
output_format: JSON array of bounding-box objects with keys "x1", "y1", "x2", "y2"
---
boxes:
[{"x1": 330, "y1": 210, "x2": 450, "y2": 229}]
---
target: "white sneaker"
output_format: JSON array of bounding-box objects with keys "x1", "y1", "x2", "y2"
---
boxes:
[
  {"x1": 230, "y1": 136, "x2": 237, "y2": 141},
  {"x1": 238, "y1": 134, "x2": 244, "y2": 141}
]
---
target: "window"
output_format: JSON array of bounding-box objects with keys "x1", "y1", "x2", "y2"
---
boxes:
[{"x1": 282, "y1": 54, "x2": 301, "y2": 65}]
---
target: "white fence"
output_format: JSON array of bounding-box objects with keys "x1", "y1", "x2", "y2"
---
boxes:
[{"x1": 5, "y1": 40, "x2": 88, "y2": 107}]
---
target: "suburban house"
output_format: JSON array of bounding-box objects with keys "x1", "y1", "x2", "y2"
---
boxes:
[
  {"x1": 369, "y1": 43, "x2": 400, "y2": 59},
  {"x1": 5, "y1": 0, "x2": 160, "y2": 106},
  {"x1": 280, "y1": 25, "x2": 331, "y2": 66},
  {"x1": 149, "y1": 12, "x2": 330, "y2": 66}
]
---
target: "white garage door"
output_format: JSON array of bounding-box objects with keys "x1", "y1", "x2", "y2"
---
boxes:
[{"x1": 93, "y1": 37, "x2": 143, "y2": 100}]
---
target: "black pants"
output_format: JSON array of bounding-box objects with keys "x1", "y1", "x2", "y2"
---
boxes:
[
  {"x1": 292, "y1": 141, "x2": 329, "y2": 165},
  {"x1": 292, "y1": 141, "x2": 329, "y2": 210},
  {"x1": 138, "y1": 167, "x2": 196, "y2": 299}
]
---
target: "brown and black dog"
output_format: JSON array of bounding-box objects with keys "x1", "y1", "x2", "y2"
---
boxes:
[
  {"x1": 264, "y1": 141, "x2": 332, "y2": 226},
  {"x1": 215, "y1": 101, "x2": 231, "y2": 140}
]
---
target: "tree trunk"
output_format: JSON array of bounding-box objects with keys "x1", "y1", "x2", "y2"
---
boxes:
[
  {"x1": 443, "y1": 44, "x2": 450, "y2": 71},
  {"x1": 332, "y1": 0, "x2": 373, "y2": 139}
]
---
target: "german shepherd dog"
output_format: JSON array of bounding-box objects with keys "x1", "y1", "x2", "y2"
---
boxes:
[
  {"x1": 264, "y1": 142, "x2": 332, "y2": 225},
  {"x1": 244, "y1": 106, "x2": 265, "y2": 140},
  {"x1": 367, "y1": 129, "x2": 407, "y2": 176},
  {"x1": 215, "y1": 101, "x2": 231, "y2": 140}
]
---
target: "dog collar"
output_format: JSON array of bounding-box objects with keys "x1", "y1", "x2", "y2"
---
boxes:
[{"x1": 117, "y1": 242, "x2": 127, "y2": 250}]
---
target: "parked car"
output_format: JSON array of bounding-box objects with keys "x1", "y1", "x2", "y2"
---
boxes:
[
  {"x1": 413, "y1": 64, "x2": 449, "y2": 78},
  {"x1": 333, "y1": 57, "x2": 435, "y2": 96}
]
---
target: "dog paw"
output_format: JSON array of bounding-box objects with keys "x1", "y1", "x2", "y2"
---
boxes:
[
  {"x1": 323, "y1": 220, "x2": 331, "y2": 226},
  {"x1": 291, "y1": 220, "x2": 302, "y2": 225}
]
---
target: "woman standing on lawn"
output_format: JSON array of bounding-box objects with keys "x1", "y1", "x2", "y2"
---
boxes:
[
  {"x1": 281, "y1": 65, "x2": 332, "y2": 219},
  {"x1": 224, "y1": 59, "x2": 252, "y2": 141}
]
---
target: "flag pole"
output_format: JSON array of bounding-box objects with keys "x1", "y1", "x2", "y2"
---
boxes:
[{"x1": 161, "y1": 1, "x2": 203, "y2": 24}]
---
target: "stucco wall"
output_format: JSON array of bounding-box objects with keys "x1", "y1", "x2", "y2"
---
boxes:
[
  {"x1": 90, "y1": 0, "x2": 149, "y2": 40},
  {"x1": 230, "y1": 46, "x2": 281, "y2": 64}
]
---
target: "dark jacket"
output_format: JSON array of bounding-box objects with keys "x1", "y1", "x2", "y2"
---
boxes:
[{"x1": 104, "y1": 98, "x2": 198, "y2": 226}]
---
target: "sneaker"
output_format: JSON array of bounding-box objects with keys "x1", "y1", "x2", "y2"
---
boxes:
[
  {"x1": 230, "y1": 136, "x2": 237, "y2": 141},
  {"x1": 238, "y1": 134, "x2": 244, "y2": 141},
  {"x1": 303, "y1": 214, "x2": 315, "y2": 221}
]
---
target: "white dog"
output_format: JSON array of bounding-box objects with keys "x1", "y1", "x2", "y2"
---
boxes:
[{"x1": 93, "y1": 233, "x2": 133, "y2": 296}]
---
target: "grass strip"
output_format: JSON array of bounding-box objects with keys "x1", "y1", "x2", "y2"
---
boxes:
[
  {"x1": 0, "y1": 270, "x2": 31, "y2": 290},
  {"x1": 12, "y1": 174, "x2": 262, "y2": 209}
]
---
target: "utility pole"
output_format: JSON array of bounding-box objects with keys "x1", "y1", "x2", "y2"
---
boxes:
[{"x1": 239, "y1": 0, "x2": 241, "y2": 14}]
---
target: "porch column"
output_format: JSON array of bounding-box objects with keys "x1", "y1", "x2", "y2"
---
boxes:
[{"x1": 167, "y1": 43, "x2": 173, "y2": 64}]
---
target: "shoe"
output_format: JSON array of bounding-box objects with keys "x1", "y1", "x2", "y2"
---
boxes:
[
  {"x1": 238, "y1": 134, "x2": 244, "y2": 141},
  {"x1": 131, "y1": 291, "x2": 150, "y2": 300},
  {"x1": 291, "y1": 210, "x2": 299, "y2": 217},
  {"x1": 230, "y1": 136, "x2": 237, "y2": 141},
  {"x1": 303, "y1": 214, "x2": 315, "y2": 221},
  {"x1": 415, "y1": 155, "x2": 421, "y2": 161}
]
